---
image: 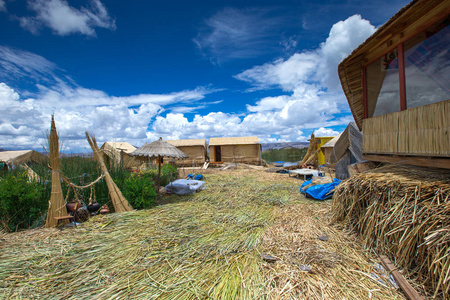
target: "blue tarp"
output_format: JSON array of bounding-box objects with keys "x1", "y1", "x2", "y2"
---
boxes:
[{"x1": 300, "y1": 178, "x2": 341, "y2": 200}]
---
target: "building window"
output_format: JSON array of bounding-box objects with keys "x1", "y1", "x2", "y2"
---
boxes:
[
  {"x1": 404, "y1": 21, "x2": 450, "y2": 109},
  {"x1": 366, "y1": 49, "x2": 401, "y2": 117}
]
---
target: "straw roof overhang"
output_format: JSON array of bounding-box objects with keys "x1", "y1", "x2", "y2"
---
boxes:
[
  {"x1": 321, "y1": 133, "x2": 342, "y2": 148},
  {"x1": 0, "y1": 150, "x2": 47, "y2": 165},
  {"x1": 330, "y1": 122, "x2": 363, "y2": 163},
  {"x1": 338, "y1": 0, "x2": 450, "y2": 130},
  {"x1": 209, "y1": 136, "x2": 260, "y2": 146},
  {"x1": 166, "y1": 139, "x2": 207, "y2": 148},
  {"x1": 100, "y1": 142, "x2": 136, "y2": 154},
  {"x1": 130, "y1": 138, "x2": 189, "y2": 159}
]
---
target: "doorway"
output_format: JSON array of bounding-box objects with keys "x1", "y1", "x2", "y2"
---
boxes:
[{"x1": 214, "y1": 146, "x2": 222, "y2": 162}]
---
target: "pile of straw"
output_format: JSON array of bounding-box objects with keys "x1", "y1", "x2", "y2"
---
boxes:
[
  {"x1": 332, "y1": 164, "x2": 450, "y2": 299},
  {"x1": 261, "y1": 203, "x2": 404, "y2": 299},
  {"x1": 0, "y1": 170, "x2": 409, "y2": 299}
]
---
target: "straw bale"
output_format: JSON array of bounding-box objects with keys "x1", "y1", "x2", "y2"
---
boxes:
[{"x1": 332, "y1": 164, "x2": 450, "y2": 298}]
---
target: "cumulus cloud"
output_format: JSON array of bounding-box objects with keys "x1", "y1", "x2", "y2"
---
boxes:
[
  {"x1": 194, "y1": 7, "x2": 295, "y2": 64},
  {"x1": 314, "y1": 127, "x2": 339, "y2": 137},
  {"x1": 1, "y1": 15, "x2": 376, "y2": 150},
  {"x1": 0, "y1": 0, "x2": 6, "y2": 12},
  {"x1": 19, "y1": 0, "x2": 115, "y2": 36},
  {"x1": 235, "y1": 15, "x2": 375, "y2": 92}
]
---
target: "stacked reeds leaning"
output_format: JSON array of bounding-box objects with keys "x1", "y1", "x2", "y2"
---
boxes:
[
  {"x1": 45, "y1": 115, "x2": 68, "y2": 228},
  {"x1": 332, "y1": 164, "x2": 450, "y2": 298},
  {"x1": 86, "y1": 132, "x2": 133, "y2": 213}
]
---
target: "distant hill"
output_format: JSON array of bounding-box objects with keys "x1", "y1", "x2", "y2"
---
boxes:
[{"x1": 261, "y1": 142, "x2": 309, "y2": 151}]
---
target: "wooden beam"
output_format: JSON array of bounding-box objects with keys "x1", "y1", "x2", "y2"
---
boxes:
[
  {"x1": 379, "y1": 255, "x2": 426, "y2": 300},
  {"x1": 362, "y1": 66, "x2": 368, "y2": 118},
  {"x1": 363, "y1": 154, "x2": 450, "y2": 169},
  {"x1": 398, "y1": 43, "x2": 407, "y2": 111}
]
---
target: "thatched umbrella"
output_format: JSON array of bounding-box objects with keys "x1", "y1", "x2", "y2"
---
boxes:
[{"x1": 130, "y1": 137, "x2": 188, "y2": 191}]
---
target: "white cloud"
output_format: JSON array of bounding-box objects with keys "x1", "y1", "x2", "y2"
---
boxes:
[
  {"x1": 20, "y1": 0, "x2": 115, "y2": 36},
  {"x1": 235, "y1": 15, "x2": 375, "y2": 92},
  {"x1": 314, "y1": 127, "x2": 339, "y2": 137},
  {"x1": 1, "y1": 15, "x2": 376, "y2": 151},
  {"x1": 194, "y1": 7, "x2": 293, "y2": 64},
  {"x1": 0, "y1": 0, "x2": 6, "y2": 12}
]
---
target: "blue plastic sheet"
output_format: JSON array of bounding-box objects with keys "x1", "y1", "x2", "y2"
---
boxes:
[{"x1": 300, "y1": 178, "x2": 341, "y2": 200}]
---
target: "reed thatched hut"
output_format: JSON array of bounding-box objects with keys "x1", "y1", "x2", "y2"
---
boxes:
[
  {"x1": 334, "y1": 1, "x2": 450, "y2": 297},
  {"x1": 0, "y1": 150, "x2": 47, "y2": 166},
  {"x1": 338, "y1": 0, "x2": 449, "y2": 169},
  {"x1": 165, "y1": 139, "x2": 207, "y2": 166},
  {"x1": 209, "y1": 136, "x2": 262, "y2": 165},
  {"x1": 100, "y1": 142, "x2": 141, "y2": 169}
]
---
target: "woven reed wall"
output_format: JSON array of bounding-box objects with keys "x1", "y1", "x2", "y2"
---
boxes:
[
  {"x1": 363, "y1": 100, "x2": 449, "y2": 157},
  {"x1": 168, "y1": 146, "x2": 206, "y2": 166},
  {"x1": 214, "y1": 144, "x2": 261, "y2": 164}
]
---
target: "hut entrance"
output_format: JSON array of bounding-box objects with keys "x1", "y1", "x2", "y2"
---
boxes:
[{"x1": 214, "y1": 146, "x2": 222, "y2": 162}]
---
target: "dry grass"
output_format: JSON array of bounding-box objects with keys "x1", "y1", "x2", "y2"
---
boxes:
[
  {"x1": 332, "y1": 164, "x2": 450, "y2": 299},
  {"x1": 1, "y1": 169, "x2": 404, "y2": 299}
]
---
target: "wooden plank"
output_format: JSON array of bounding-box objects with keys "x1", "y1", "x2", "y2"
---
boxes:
[
  {"x1": 379, "y1": 255, "x2": 425, "y2": 300},
  {"x1": 363, "y1": 154, "x2": 450, "y2": 169}
]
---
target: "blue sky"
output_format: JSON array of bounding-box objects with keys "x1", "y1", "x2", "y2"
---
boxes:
[{"x1": 0, "y1": 0, "x2": 409, "y2": 151}]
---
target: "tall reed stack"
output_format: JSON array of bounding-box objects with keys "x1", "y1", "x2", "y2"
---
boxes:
[
  {"x1": 332, "y1": 164, "x2": 450, "y2": 298},
  {"x1": 85, "y1": 132, "x2": 133, "y2": 213},
  {"x1": 45, "y1": 115, "x2": 68, "y2": 228}
]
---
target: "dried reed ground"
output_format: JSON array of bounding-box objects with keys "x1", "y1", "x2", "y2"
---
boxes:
[{"x1": 1, "y1": 169, "x2": 403, "y2": 299}]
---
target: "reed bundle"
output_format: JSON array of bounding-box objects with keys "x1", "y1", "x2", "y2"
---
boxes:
[
  {"x1": 45, "y1": 115, "x2": 68, "y2": 228},
  {"x1": 332, "y1": 164, "x2": 450, "y2": 299},
  {"x1": 1, "y1": 170, "x2": 409, "y2": 299},
  {"x1": 86, "y1": 132, "x2": 133, "y2": 212},
  {"x1": 286, "y1": 133, "x2": 317, "y2": 170}
]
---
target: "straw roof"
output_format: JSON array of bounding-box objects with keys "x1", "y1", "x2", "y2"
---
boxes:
[
  {"x1": 209, "y1": 136, "x2": 259, "y2": 146},
  {"x1": 0, "y1": 150, "x2": 47, "y2": 165},
  {"x1": 321, "y1": 134, "x2": 342, "y2": 148},
  {"x1": 130, "y1": 138, "x2": 189, "y2": 159},
  {"x1": 166, "y1": 139, "x2": 207, "y2": 148},
  {"x1": 100, "y1": 142, "x2": 136, "y2": 154},
  {"x1": 330, "y1": 122, "x2": 363, "y2": 163},
  {"x1": 338, "y1": 0, "x2": 449, "y2": 129}
]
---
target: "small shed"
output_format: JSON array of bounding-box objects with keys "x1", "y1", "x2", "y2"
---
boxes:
[
  {"x1": 100, "y1": 142, "x2": 141, "y2": 168},
  {"x1": 314, "y1": 136, "x2": 334, "y2": 166},
  {"x1": 329, "y1": 123, "x2": 363, "y2": 179},
  {"x1": 320, "y1": 133, "x2": 342, "y2": 166},
  {"x1": 166, "y1": 139, "x2": 208, "y2": 166},
  {"x1": 209, "y1": 136, "x2": 262, "y2": 165},
  {"x1": 0, "y1": 150, "x2": 47, "y2": 166}
]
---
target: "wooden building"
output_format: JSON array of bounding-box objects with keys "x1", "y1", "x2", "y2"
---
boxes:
[
  {"x1": 209, "y1": 136, "x2": 262, "y2": 165},
  {"x1": 338, "y1": 0, "x2": 449, "y2": 169},
  {"x1": 165, "y1": 139, "x2": 207, "y2": 166}
]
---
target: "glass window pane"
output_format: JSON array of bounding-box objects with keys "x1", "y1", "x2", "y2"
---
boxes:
[
  {"x1": 366, "y1": 50, "x2": 401, "y2": 117},
  {"x1": 404, "y1": 22, "x2": 450, "y2": 109}
]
